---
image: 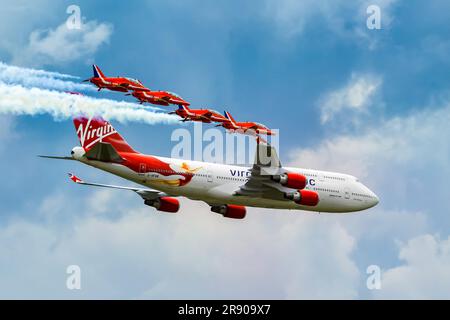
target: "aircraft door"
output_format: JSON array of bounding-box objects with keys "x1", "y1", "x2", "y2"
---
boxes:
[
  {"x1": 344, "y1": 188, "x2": 350, "y2": 199},
  {"x1": 139, "y1": 163, "x2": 146, "y2": 175},
  {"x1": 207, "y1": 171, "x2": 214, "y2": 183}
]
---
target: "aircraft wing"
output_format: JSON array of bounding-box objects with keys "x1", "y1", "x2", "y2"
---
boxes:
[
  {"x1": 68, "y1": 173, "x2": 168, "y2": 201},
  {"x1": 233, "y1": 143, "x2": 289, "y2": 201}
]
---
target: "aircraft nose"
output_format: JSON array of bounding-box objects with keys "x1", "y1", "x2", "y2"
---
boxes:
[{"x1": 369, "y1": 191, "x2": 379, "y2": 208}]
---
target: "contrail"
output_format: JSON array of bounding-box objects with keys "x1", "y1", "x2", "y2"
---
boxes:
[
  {"x1": 0, "y1": 62, "x2": 94, "y2": 92},
  {"x1": 0, "y1": 83, "x2": 178, "y2": 125}
]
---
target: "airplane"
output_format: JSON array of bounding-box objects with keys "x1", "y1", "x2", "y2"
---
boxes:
[
  {"x1": 218, "y1": 111, "x2": 275, "y2": 136},
  {"x1": 83, "y1": 65, "x2": 147, "y2": 92},
  {"x1": 129, "y1": 89, "x2": 190, "y2": 107},
  {"x1": 40, "y1": 116, "x2": 379, "y2": 219},
  {"x1": 169, "y1": 105, "x2": 227, "y2": 123}
]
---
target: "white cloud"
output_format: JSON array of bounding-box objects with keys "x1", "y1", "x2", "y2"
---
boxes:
[
  {"x1": 0, "y1": 191, "x2": 360, "y2": 299},
  {"x1": 318, "y1": 73, "x2": 382, "y2": 124},
  {"x1": 290, "y1": 100, "x2": 450, "y2": 185},
  {"x1": 286, "y1": 94, "x2": 450, "y2": 298},
  {"x1": 374, "y1": 234, "x2": 450, "y2": 299},
  {"x1": 12, "y1": 20, "x2": 113, "y2": 67}
]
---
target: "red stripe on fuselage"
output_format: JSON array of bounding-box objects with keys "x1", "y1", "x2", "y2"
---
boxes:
[{"x1": 120, "y1": 152, "x2": 198, "y2": 187}]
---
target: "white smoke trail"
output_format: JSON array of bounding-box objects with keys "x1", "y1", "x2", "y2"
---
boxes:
[
  {"x1": 0, "y1": 62, "x2": 94, "y2": 92},
  {"x1": 0, "y1": 83, "x2": 178, "y2": 125},
  {"x1": 0, "y1": 62, "x2": 79, "y2": 79}
]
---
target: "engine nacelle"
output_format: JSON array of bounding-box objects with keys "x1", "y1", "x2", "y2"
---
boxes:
[
  {"x1": 272, "y1": 172, "x2": 307, "y2": 190},
  {"x1": 211, "y1": 204, "x2": 246, "y2": 219},
  {"x1": 145, "y1": 197, "x2": 180, "y2": 213},
  {"x1": 285, "y1": 190, "x2": 319, "y2": 206}
]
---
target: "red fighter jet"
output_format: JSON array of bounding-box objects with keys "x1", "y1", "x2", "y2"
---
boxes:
[
  {"x1": 83, "y1": 65, "x2": 147, "y2": 92},
  {"x1": 169, "y1": 105, "x2": 227, "y2": 123},
  {"x1": 129, "y1": 89, "x2": 190, "y2": 107},
  {"x1": 219, "y1": 111, "x2": 275, "y2": 136}
]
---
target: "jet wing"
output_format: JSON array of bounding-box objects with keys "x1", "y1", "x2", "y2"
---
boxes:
[
  {"x1": 68, "y1": 173, "x2": 168, "y2": 201},
  {"x1": 233, "y1": 143, "x2": 289, "y2": 201}
]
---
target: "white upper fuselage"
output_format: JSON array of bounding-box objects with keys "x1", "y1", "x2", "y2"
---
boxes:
[{"x1": 77, "y1": 153, "x2": 379, "y2": 213}]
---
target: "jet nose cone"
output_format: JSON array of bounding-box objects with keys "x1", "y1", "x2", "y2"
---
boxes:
[{"x1": 370, "y1": 192, "x2": 379, "y2": 208}]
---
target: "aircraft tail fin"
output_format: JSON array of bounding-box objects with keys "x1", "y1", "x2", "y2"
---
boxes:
[
  {"x1": 93, "y1": 65, "x2": 106, "y2": 79},
  {"x1": 73, "y1": 116, "x2": 137, "y2": 154},
  {"x1": 179, "y1": 104, "x2": 190, "y2": 112},
  {"x1": 224, "y1": 111, "x2": 237, "y2": 125}
]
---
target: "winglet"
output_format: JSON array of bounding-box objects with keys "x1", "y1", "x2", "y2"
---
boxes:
[{"x1": 68, "y1": 173, "x2": 83, "y2": 184}]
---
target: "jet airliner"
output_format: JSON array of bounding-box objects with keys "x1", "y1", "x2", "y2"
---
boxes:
[{"x1": 42, "y1": 116, "x2": 379, "y2": 219}]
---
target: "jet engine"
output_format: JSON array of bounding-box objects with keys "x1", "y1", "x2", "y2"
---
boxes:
[
  {"x1": 272, "y1": 172, "x2": 307, "y2": 190},
  {"x1": 144, "y1": 197, "x2": 180, "y2": 213},
  {"x1": 211, "y1": 204, "x2": 246, "y2": 219},
  {"x1": 285, "y1": 190, "x2": 319, "y2": 206}
]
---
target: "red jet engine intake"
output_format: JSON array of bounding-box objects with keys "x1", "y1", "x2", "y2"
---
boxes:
[
  {"x1": 285, "y1": 190, "x2": 319, "y2": 206},
  {"x1": 211, "y1": 204, "x2": 246, "y2": 219},
  {"x1": 145, "y1": 197, "x2": 180, "y2": 213},
  {"x1": 272, "y1": 172, "x2": 307, "y2": 190}
]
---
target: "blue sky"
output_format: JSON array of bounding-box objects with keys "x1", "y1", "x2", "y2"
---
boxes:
[{"x1": 0, "y1": 0, "x2": 450, "y2": 299}]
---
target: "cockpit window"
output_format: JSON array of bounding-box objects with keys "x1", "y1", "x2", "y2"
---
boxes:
[
  {"x1": 253, "y1": 122, "x2": 267, "y2": 128},
  {"x1": 125, "y1": 77, "x2": 141, "y2": 85}
]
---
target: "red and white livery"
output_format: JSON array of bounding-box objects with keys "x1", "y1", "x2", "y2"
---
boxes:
[
  {"x1": 42, "y1": 116, "x2": 379, "y2": 219},
  {"x1": 170, "y1": 105, "x2": 227, "y2": 123},
  {"x1": 130, "y1": 90, "x2": 190, "y2": 107},
  {"x1": 219, "y1": 111, "x2": 275, "y2": 136}
]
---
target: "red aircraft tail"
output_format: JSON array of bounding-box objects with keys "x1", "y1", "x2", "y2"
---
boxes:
[
  {"x1": 178, "y1": 104, "x2": 190, "y2": 112},
  {"x1": 92, "y1": 65, "x2": 106, "y2": 79},
  {"x1": 73, "y1": 116, "x2": 137, "y2": 153},
  {"x1": 224, "y1": 111, "x2": 238, "y2": 126}
]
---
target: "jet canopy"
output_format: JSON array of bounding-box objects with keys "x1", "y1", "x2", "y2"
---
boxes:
[
  {"x1": 125, "y1": 77, "x2": 142, "y2": 85},
  {"x1": 253, "y1": 122, "x2": 268, "y2": 129},
  {"x1": 166, "y1": 91, "x2": 181, "y2": 98}
]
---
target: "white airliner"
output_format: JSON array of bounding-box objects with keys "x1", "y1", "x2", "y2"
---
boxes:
[{"x1": 42, "y1": 116, "x2": 379, "y2": 219}]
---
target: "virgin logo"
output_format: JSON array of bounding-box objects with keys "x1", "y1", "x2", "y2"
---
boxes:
[{"x1": 76, "y1": 118, "x2": 117, "y2": 148}]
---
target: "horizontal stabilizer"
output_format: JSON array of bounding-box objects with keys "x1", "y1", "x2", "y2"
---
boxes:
[{"x1": 38, "y1": 155, "x2": 74, "y2": 160}]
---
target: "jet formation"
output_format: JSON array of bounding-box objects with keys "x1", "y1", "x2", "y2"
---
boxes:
[
  {"x1": 39, "y1": 65, "x2": 379, "y2": 219},
  {"x1": 83, "y1": 65, "x2": 274, "y2": 137}
]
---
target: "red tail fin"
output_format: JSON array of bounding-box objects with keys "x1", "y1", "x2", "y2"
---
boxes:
[
  {"x1": 224, "y1": 111, "x2": 237, "y2": 125},
  {"x1": 73, "y1": 116, "x2": 137, "y2": 153},
  {"x1": 93, "y1": 65, "x2": 106, "y2": 79}
]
